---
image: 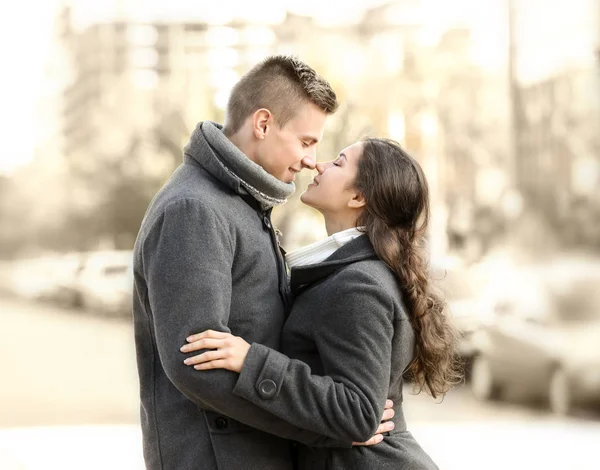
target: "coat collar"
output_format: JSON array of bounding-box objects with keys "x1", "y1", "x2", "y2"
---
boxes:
[
  {"x1": 183, "y1": 121, "x2": 242, "y2": 195},
  {"x1": 182, "y1": 121, "x2": 295, "y2": 210},
  {"x1": 290, "y1": 234, "x2": 378, "y2": 295}
]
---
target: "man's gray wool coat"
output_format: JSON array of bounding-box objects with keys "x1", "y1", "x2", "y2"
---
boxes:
[{"x1": 132, "y1": 122, "x2": 347, "y2": 470}]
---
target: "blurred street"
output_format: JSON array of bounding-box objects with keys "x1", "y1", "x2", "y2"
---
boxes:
[
  {"x1": 0, "y1": 296, "x2": 139, "y2": 428},
  {"x1": 2, "y1": 295, "x2": 600, "y2": 469}
]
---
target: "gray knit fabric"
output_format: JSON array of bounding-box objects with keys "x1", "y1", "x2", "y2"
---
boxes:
[{"x1": 184, "y1": 121, "x2": 295, "y2": 211}]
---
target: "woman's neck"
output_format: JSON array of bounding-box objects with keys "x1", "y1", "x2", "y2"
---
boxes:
[{"x1": 323, "y1": 215, "x2": 358, "y2": 237}]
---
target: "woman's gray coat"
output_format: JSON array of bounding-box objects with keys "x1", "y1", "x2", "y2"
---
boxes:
[{"x1": 233, "y1": 235, "x2": 438, "y2": 469}]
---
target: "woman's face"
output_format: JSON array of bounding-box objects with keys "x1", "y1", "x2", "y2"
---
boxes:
[{"x1": 300, "y1": 142, "x2": 364, "y2": 214}]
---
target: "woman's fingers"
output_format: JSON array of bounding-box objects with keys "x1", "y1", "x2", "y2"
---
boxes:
[
  {"x1": 186, "y1": 330, "x2": 231, "y2": 342},
  {"x1": 184, "y1": 350, "x2": 224, "y2": 366},
  {"x1": 180, "y1": 338, "x2": 224, "y2": 353},
  {"x1": 181, "y1": 332, "x2": 248, "y2": 373},
  {"x1": 193, "y1": 359, "x2": 228, "y2": 370}
]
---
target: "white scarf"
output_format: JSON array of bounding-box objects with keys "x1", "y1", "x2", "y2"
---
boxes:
[{"x1": 286, "y1": 227, "x2": 364, "y2": 268}]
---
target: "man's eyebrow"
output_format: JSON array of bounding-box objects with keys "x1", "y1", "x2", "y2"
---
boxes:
[{"x1": 301, "y1": 135, "x2": 319, "y2": 144}]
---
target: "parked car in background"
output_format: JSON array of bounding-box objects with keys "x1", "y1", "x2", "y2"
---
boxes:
[
  {"x1": 9, "y1": 256, "x2": 62, "y2": 302},
  {"x1": 470, "y1": 257, "x2": 600, "y2": 415},
  {"x1": 432, "y1": 259, "x2": 492, "y2": 366},
  {"x1": 6, "y1": 250, "x2": 134, "y2": 319},
  {"x1": 51, "y1": 252, "x2": 86, "y2": 308},
  {"x1": 76, "y1": 250, "x2": 133, "y2": 318}
]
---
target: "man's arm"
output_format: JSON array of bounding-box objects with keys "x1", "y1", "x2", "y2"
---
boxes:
[
  {"x1": 231, "y1": 268, "x2": 398, "y2": 443},
  {"x1": 141, "y1": 198, "x2": 349, "y2": 447}
]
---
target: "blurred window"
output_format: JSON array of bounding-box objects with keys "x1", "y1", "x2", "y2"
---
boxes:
[
  {"x1": 240, "y1": 26, "x2": 275, "y2": 46},
  {"x1": 207, "y1": 48, "x2": 239, "y2": 69},
  {"x1": 131, "y1": 70, "x2": 159, "y2": 90},
  {"x1": 130, "y1": 48, "x2": 159, "y2": 68},
  {"x1": 206, "y1": 27, "x2": 238, "y2": 47},
  {"x1": 128, "y1": 25, "x2": 158, "y2": 47},
  {"x1": 208, "y1": 67, "x2": 239, "y2": 89}
]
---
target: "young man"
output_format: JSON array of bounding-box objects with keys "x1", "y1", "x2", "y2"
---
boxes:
[{"x1": 132, "y1": 56, "x2": 391, "y2": 470}]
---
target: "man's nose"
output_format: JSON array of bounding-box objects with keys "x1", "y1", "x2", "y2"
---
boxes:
[{"x1": 301, "y1": 156, "x2": 316, "y2": 170}]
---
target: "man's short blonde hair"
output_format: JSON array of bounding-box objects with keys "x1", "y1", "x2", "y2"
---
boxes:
[{"x1": 223, "y1": 55, "x2": 338, "y2": 136}]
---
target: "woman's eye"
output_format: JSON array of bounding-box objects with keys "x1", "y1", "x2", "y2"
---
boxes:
[{"x1": 332, "y1": 160, "x2": 341, "y2": 167}]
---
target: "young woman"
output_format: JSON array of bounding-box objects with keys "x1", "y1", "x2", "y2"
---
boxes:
[{"x1": 180, "y1": 138, "x2": 460, "y2": 469}]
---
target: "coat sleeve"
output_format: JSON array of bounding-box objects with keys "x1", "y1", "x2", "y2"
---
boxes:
[
  {"x1": 141, "y1": 198, "x2": 349, "y2": 447},
  {"x1": 233, "y1": 267, "x2": 397, "y2": 443}
]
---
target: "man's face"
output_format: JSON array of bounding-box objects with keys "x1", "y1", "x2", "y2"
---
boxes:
[{"x1": 256, "y1": 102, "x2": 327, "y2": 183}]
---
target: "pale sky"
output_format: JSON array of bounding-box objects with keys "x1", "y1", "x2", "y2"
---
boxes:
[
  {"x1": 0, "y1": 0, "x2": 58, "y2": 175},
  {"x1": 0, "y1": 0, "x2": 596, "y2": 175}
]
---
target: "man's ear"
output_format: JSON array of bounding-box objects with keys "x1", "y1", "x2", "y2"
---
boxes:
[
  {"x1": 348, "y1": 191, "x2": 366, "y2": 209},
  {"x1": 252, "y1": 108, "x2": 272, "y2": 140}
]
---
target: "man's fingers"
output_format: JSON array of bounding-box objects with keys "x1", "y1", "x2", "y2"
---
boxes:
[
  {"x1": 352, "y1": 434, "x2": 383, "y2": 447},
  {"x1": 375, "y1": 421, "x2": 395, "y2": 435},
  {"x1": 180, "y1": 338, "x2": 224, "y2": 353},
  {"x1": 381, "y1": 408, "x2": 395, "y2": 422},
  {"x1": 385, "y1": 399, "x2": 394, "y2": 409},
  {"x1": 186, "y1": 330, "x2": 230, "y2": 342},
  {"x1": 352, "y1": 415, "x2": 396, "y2": 447}
]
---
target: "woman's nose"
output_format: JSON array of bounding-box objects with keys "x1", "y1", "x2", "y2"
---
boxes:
[{"x1": 315, "y1": 162, "x2": 325, "y2": 174}]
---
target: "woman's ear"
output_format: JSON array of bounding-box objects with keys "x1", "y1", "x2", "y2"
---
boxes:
[{"x1": 348, "y1": 192, "x2": 366, "y2": 209}]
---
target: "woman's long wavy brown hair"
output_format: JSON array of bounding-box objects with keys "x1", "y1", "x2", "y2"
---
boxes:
[{"x1": 354, "y1": 138, "x2": 462, "y2": 398}]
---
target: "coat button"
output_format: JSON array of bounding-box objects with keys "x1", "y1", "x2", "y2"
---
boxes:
[
  {"x1": 258, "y1": 379, "x2": 277, "y2": 398},
  {"x1": 214, "y1": 417, "x2": 228, "y2": 430}
]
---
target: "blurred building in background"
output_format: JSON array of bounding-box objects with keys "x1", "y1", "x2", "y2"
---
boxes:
[
  {"x1": 24, "y1": 4, "x2": 284, "y2": 252},
  {"x1": 1, "y1": 0, "x2": 599, "y2": 260},
  {"x1": 513, "y1": 0, "x2": 600, "y2": 252},
  {"x1": 58, "y1": 9, "x2": 285, "y2": 160}
]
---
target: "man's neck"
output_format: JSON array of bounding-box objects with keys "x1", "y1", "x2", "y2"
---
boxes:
[{"x1": 227, "y1": 131, "x2": 256, "y2": 164}]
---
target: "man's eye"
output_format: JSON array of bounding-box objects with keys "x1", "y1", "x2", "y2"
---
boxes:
[{"x1": 302, "y1": 141, "x2": 310, "y2": 148}]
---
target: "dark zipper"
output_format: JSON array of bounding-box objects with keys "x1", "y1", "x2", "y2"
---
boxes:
[
  {"x1": 262, "y1": 209, "x2": 292, "y2": 315},
  {"x1": 237, "y1": 192, "x2": 292, "y2": 315}
]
